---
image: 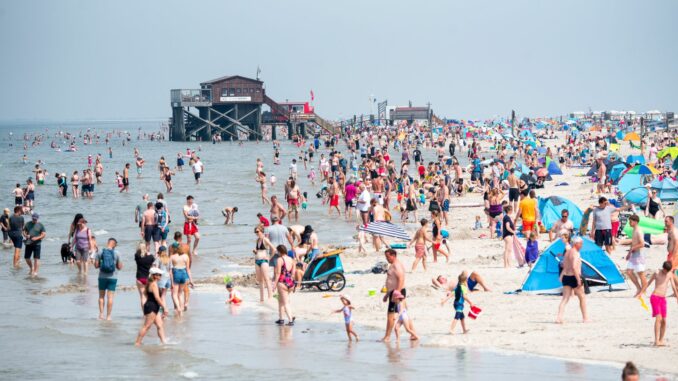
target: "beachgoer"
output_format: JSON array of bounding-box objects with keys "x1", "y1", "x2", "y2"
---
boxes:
[
  {"x1": 556, "y1": 237, "x2": 589, "y2": 324},
  {"x1": 221, "y1": 207, "x2": 238, "y2": 224},
  {"x1": 441, "y1": 272, "x2": 474, "y2": 334},
  {"x1": 273, "y1": 245, "x2": 295, "y2": 325},
  {"x1": 621, "y1": 362, "x2": 639, "y2": 381},
  {"x1": 120, "y1": 163, "x2": 130, "y2": 193},
  {"x1": 183, "y1": 195, "x2": 200, "y2": 257},
  {"x1": 525, "y1": 231, "x2": 539, "y2": 267},
  {"x1": 0, "y1": 208, "x2": 9, "y2": 246},
  {"x1": 409, "y1": 219, "x2": 431, "y2": 272},
  {"x1": 334, "y1": 295, "x2": 359, "y2": 341},
  {"x1": 135, "y1": 268, "x2": 169, "y2": 346},
  {"x1": 502, "y1": 205, "x2": 516, "y2": 268},
  {"x1": 549, "y1": 209, "x2": 574, "y2": 242},
  {"x1": 71, "y1": 215, "x2": 95, "y2": 274},
  {"x1": 8, "y1": 206, "x2": 24, "y2": 268},
  {"x1": 154, "y1": 246, "x2": 172, "y2": 307},
  {"x1": 141, "y1": 202, "x2": 158, "y2": 255},
  {"x1": 625, "y1": 214, "x2": 648, "y2": 297},
  {"x1": 23, "y1": 212, "x2": 45, "y2": 277},
  {"x1": 225, "y1": 283, "x2": 242, "y2": 305},
  {"x1": 134, "y1": 242, "x2": 156, "y2": 313},
  {"x1": 666, "y1": 216, "x2": 678, "y2": 271},
  {"x1": 639, "y1": 261, "x2": 678, "y2": 346},
  {"x1": 516, "y1": 189, "x2": 539, "y2": 239},
  {"x1": 253, "y1": 227, "x2": 274, "y2": 301},
  {"x1": 94, "y1": 238, "x2": 122, "y2": 320},
  {"x1": 382, "y1": 248, "x2": 411, "y2": 341},
  {"x1": 170, "y1": 243, "x2": 193, "y2": 316},
  {"x1": 590, "y1": 196, "x2": 618, "y2": 255}
]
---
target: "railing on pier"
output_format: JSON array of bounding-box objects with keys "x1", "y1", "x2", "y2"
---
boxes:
[{"x1": 171, "y1": 89, "x2": 212, "y2": 107}]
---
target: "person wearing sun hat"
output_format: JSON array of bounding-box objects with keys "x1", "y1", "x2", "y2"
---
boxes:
[{"x1": 135, "y1": 267, "x2": 168, "y2": 346}]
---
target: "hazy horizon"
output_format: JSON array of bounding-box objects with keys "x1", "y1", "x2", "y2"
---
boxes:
[{"x1": 1, "y1": 0, "x2": 676, "y2": 121}]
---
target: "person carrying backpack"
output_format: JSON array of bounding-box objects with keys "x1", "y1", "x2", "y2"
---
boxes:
[{"x1": 94, "y1": 238, "x2": 123, "y2": 320}]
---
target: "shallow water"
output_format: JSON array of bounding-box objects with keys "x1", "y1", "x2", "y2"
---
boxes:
[{"x1": 0, "y1": 121, "x2": 661, "y2": 380}]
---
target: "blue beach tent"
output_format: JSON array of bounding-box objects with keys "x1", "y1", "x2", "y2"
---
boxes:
[
  {"x1": 650, "y1": 178, "x2": 678, "y2": 201},
  {"x1": 547, "y1": 161, "x2": 563, "y2": 175},
  {"x1": 538, "y1": 196, "x2": 583, "y2": 231},
  {"x1": 608, "y1": 163, "x2": 628, "y2": 184},
  {"x1": 618, "y1": 173, "x2": 649, "y2": 205},
  {"x1": 520, "y1": 238, "x2": 627, "y2": 294},
  {"x1": 625, "y1": 155, "x2": 646, "y2": 165}
]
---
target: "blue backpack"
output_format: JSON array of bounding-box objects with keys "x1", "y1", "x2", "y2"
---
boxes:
[{"x1": 100, "y1": 248, "x2": 116, "y2": 273}]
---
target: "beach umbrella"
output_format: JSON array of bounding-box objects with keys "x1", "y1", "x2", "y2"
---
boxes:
[
  {"x1": 358, "y1": 221, "x2": 410, "y2": 241},
  {"x1": 623, "y1": 132, "x2": 640, "y2": 142},
  {"x1": 657, "y1": 147, "x2": 678, "y2": 160},
  {"x1": 536, "y1": 167, "x2": 548, "y2": 177},
  {"x1": 624, "y1": 165, "x2": 660, "y2": 175}
]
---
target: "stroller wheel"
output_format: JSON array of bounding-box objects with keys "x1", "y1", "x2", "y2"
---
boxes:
[
  {"x1": 327, "y1": 273, "x2": 346, "y2": 292},
  {"x1": 317, "y1": 281, "x2": 330, "y2": 292}
]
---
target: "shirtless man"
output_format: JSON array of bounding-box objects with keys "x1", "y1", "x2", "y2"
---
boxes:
[
  {"x1": 327, "y1": 178, "x2": 341, "y2": 216},
  {"x1": 408, "y1": 219, "x2": 431, "y2": 272},
  {"x1": 382, "y1": 249, "x2": 411, "y2": 341},
  {"x1": 436, "y1": 179, "x2": 450, "y2": 226},
  {"x1": 625, "y1": 215, "x2": 647, "y2": 297},
  {"x1": 596, "y1": 158, "x2": 606, "y2": 194},
  {"x1": 182, "y1": 195, "x2": 200, "y2": 257},
  {"x1": 287, "y1": 180, "x2": 302, "y2": 223},
  {"x1": 135, "y1": 156, "x2": 145, "y2": 178},
  {"x1": 640, "y1": 261, "x2": 678, "y2": 346},
  {"x1": 140, "y1": 202, "x2": 158, "y2": 255},
  {"x1": 270, "y1": 195, "x2": 287, "y2": 222},
  {"x1": 556, "y1": 237, "x2": 589, "y2": 324},
  {"x1": 221, "y1": 207, "x2": 238, "y2": 224},
  {"x1": 507, "y1": 169, "x2": 520, "y2": 212},
  {"x1": 120, "y1": 163, "x2": 130, "y2": 193},
  {"x1": 372, "y1": 174, "x2": 385, "y2": 205},
  {"x1": 666, "y1": 216, "x2": 678, "y2": 271},
  {"x1": 370, "y1": 199, "x2": 386, "y2": 251}
]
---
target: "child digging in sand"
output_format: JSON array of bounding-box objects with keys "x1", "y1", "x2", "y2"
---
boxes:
[
  {"x1": 333, "y1": 295, "x2": 359, "y2": 341},
  {"x1": 441, "y1": 272, "x2": 474, "y2": 334}
]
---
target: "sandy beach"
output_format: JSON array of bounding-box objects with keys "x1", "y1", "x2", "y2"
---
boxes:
[{"x1": 210, "y1": 136, "x2": 678, "y2": 376}]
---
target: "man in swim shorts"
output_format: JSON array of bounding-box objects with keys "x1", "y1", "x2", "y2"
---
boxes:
[
  {"x1": 382, "y1": 249, "x2": 408, "y2": 342},
  {"x1": 141, "y1": 202, "x2": 158, "y2": 255},
  {"x1": 408, "y1": 219, "x2": 430, "y2": 272},
  {"x1": 625, "y1": 215, "x2": 647, "y2": 297},
  {"x1": 556, "y1": 237, "x2": 588, "y2": 324},
  {"x1": 183, "y1": 195, "x2": 200, "y2": 257}
]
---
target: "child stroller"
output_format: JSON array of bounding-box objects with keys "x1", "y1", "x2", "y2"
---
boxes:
[{"x1": 300, "y1": 248, "x2": 346, "y2": 292}]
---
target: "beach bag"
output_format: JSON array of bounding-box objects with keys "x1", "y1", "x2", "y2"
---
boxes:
[{"x1": 100, "y1": 248, "x2": 116, "y2": 273}]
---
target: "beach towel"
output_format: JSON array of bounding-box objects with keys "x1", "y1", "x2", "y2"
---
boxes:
[
  {"x1": 555, "y1": 182, "x2": 569, "y2": 186},
  {"x1": 512, "y1": 236, "x2": 526, "y2": 267}
]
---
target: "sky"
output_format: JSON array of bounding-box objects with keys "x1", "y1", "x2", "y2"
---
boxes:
[{"x1": 0, "y1": 0, "x2": 676, "y2": 121}]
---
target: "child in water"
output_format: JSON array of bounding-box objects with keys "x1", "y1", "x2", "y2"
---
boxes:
[
  {"x1": 393, "y1": 291, "x2": 419, "y2": 341},
  {"x1": 333, "y1": 295, "x2": 359, "y2": 341},
  {"x1": 441, "y1": 272, "x2": 474, "y2": 334},
  {"x1": 525, "y1": 231, "x2": 539, "y2": 268},
  {"x1": 270, "y1": 174, "x2": 276, "y2": 188},
  {"x1": 308, "y1": 167, "x2": 316, "y2": 186},
  {"x1": 225, "y1": 283, "x2": 242, "y2": 305}
]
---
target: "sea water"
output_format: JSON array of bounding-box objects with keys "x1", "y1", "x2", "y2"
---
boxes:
[{"x1": 0, "y1": 121, "x2": 656, "y2": 380}]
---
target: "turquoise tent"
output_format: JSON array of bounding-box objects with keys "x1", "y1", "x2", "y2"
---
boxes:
[
  {"x1": 521, "y1": 238, "x2": 627, "y2": 294},
  {"x1": 625, "y1": 155, "x2": 646, "y2": 165},
  {"x1": 618, "y1": 173, "x2": 649, "y2": 205},
  {"x1": 538, "y1": 196, "x2": 583, "y2": 231},
  {"x1": 650, "y1": 177, "x2": 678, "y2": 201}
]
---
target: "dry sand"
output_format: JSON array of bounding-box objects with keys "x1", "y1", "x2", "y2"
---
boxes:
[{"x1": 218, "y1": 138, "x2": 678, "y2": 376}]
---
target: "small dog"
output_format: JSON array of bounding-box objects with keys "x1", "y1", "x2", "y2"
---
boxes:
[{"x1": 60, "y1": 243, "x2": 75, "y2": 263}]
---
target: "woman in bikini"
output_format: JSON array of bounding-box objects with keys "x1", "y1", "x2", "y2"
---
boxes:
[
  {"x1": 256, "y1": 172, "x2": 270, "y2": 205},
  {"x1": 170, "y1": 243, "x2": 193, "y2": 316},
  {"x1": 253, "y1": 227, "x2": 274, "y2": 301},
  {"x1": 273, "y1": 245, "x2": 296, "y2": 326}
]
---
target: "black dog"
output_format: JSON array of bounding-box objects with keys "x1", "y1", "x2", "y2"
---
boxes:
[{"x1": 61, "y1": 243, "x2": 75, "y2": 263}]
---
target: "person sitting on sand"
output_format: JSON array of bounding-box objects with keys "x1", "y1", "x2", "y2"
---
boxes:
[
  {"x1": 619, "y1": 233, "x2": 668, "y2": 247},
  {"x1": 639, "y1": 261, "x2": 678, "y2": 347},
  {"x1": 221, "y1": 207, "x2": 238, "y2": 224},
  {"x1": 432, "y1": 271, "x2": 491, "y2": 292}
]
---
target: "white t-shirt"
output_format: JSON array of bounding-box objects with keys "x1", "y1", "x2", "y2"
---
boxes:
[
  {"x1": 192, "y1": 161, "x2": 203, "y2": 173},
  {"x1": 358, "y1": 190, "x2": 371, "y2": 212}
]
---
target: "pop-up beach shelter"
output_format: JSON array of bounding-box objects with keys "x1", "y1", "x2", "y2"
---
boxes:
[
  {"x1": 538, "y1": 196, "x2": 583, "y2": 231},
  {"x1": 618, "y1": 173, "x2": 650, "y2": 205},
  {"x1": 520, "y1": 238, "x2": 626, "y2": 294},
  {"x1": 547, "y1": 161, "x2": 563, "y2": 175},
  {"x1": 650, "y1": 177, "x2": 678, "y2": 201},
  {"x1": 625, "y1": 155, "x2": 646, "y2": 165}
]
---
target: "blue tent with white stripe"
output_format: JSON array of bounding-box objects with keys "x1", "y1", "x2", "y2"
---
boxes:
[{"x1": 520, "y1": 238, "x2": 626, "y2": 294}]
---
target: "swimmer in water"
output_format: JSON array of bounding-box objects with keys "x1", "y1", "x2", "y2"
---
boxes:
[{"x1": 221, "y1": 207, "x2": 239, "y2": 224}]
